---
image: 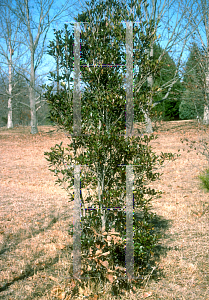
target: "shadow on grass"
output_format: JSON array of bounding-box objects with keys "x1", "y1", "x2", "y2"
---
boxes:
[
  {"x1": 137, "y1": 212, "x2": 173, "y2": 283},
  {"x1": 0, "y1": 211, "x2": 174, "y2": 297},
  {"x1": 67, "y1": 212, "x2": 174, "y2": 298},
  {"x1": 0, "y1": 212, "x2": 61, "y2": 294},
  {"x1": 0, "y1": 213, "x2": 59, "y2": 256},
  {"x1": 0, "y1": 256, "x2": 59, "y2": 293},
  {"x1": 73, "y1": 212, "x2": 174, "y2": 297}
]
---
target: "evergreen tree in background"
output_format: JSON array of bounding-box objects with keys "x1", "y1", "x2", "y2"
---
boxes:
[
  {"x1": 151, "y1": 43, "x2": 183, "y2": 121},
  {"x1": 179, "y1": 43, "x2": 205, "y2": 120}
]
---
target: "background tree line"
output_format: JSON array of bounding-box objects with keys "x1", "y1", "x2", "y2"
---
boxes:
[
  {"x1": 0, "y1": 71, "x2": 50, "y2": 127},
  {"x1": 0, "y1": 0, "x2": 208, "y2": 133}
]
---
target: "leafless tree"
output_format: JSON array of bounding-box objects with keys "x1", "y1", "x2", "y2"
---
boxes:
[
  {"x1": 0, "y1": 0, "x2": 23, "y2": 128},
  {"x1": 4, "y1": 0, "x2": 79, "y2": 134}
]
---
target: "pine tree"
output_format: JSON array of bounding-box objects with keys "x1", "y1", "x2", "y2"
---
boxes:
[
  {"x1": 179, "y1": 43, "x2": 205, "y2": 120},
  {"x1": 151, "y1": 43, "x2": 183, "y2": 121}
]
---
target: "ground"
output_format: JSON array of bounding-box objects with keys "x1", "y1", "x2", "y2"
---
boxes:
[{"x1": 0, "y1": 120, "x2": 208, "y2": 299}]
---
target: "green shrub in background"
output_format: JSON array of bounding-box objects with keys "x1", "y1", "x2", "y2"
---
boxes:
[
  {"x1": 199, "y1": 168, "x2": 209, "y2": 192},
  {"x1": 179, "y1": 100, "x2": 197, "y2": 120},
  {"x1": 154, "y1": 98, "x2": 181, "y2": 121},
  {"x1": 179, "y1": 89, "x2": 204, "y2": 120},
  {"x1": 150, "y1": 43, "x2": 183, "y2": 121},
  {"x1": 180, "y1": 43, "x2": 205, "y2": 121}
]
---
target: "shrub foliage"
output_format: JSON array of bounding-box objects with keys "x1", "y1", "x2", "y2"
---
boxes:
[{"x1": 43, "y1": 0, "x2": 177, "y2": 295}]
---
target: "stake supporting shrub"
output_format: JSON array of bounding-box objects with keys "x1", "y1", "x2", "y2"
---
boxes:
[{"x1": 44, "y1": 4, "x2": 178, "y2": 294}]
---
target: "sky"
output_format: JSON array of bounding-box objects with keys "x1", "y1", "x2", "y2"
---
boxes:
[
  {"x1": 42, "y1": 0, "x2": 196, "y2": 89},
  {"x1": 8, "y1": 0, "x2": 205, "y2": 91},
  {"x1": 0, "y1": 0, "x2": 206, "y2": 91}
]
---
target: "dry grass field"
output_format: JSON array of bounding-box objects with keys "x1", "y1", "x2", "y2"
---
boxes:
[{"x1": 0, "y1": 120, "x2": 209, "y2": 299}]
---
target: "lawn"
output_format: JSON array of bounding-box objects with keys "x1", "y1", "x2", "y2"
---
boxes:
[{"x1": 0, "y1": 120, "x2": 208, "y2": 299}]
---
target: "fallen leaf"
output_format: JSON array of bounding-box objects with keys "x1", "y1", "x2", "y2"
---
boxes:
[
  {"x1": 143, "y1": 291, "x2": 153, "y2": 298},
  {"x1": 56, "y1": 243, "x2": 66, "y2": 250},
  {"x1": 95, "y1": 249, "x2": 103, "y2": 256},
  {"x1": 107, "y1": 269, "x2": 114, "y2": 273},
  {"x1": 58, "y1": 292, "x2": 66, "y2": 299},
  {"x1": 101, "y1": 251, "x2": 110, "y2": 256},
  {"x1": 49, "y1": 275, "x2": 59, "y2": 282},
  {"x1": 106, "y1": 274, "x2": 114, "y2": 283},
  {"x1": 87, "y1": 265, "x2": 91, "y2": 271},
  {"x1": 89, "y1": 295, "x2": 98, "y2": 300},
  {"x1": 99, "y1": 260, "x2": 109, "y2": 269}
]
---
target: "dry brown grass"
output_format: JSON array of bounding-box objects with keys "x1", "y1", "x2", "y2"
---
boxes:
[{"x1": 0, "y1": 121, "x2": 209, "y2": 299}]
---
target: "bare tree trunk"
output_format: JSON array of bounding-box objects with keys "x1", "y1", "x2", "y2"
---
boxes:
[
  {"x1": 56, "y1": 35, "x2": 60, "y2": 93},
  {"x1": 203, "y1": 66, "x2": 209, "y2": 125},
  {"x1": 144, "y1": 109, "x2": 153, "y2": 133},
  {"x1": 143, "y1": 45, "x2": 153, "y2": 134},
  {"x1": 203, "y1": 104, "x2": 209, "y2": 125},
  {"x1": 30, "y1": 53, "x2": 38, "y2": 134},
  {"x1": 7, "y1": 44, "x2": 13, "y2": 129}
]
